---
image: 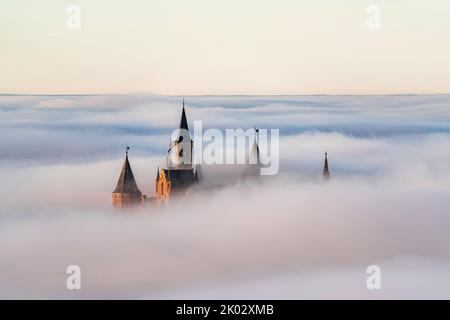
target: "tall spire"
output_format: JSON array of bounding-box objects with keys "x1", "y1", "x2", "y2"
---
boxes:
[
  {"x1": 169, "y1": 100, "x2": 193, "y2": 169},
  {"x1": 243, "y1": 127, "x2": 261, "y2": 178},
  {"x1": 179, "y1": 99, "x2": 189, "y2": 131},
  {"x1": 113, "y1": 147, "x2": 142, "y2": 194},
  {"x1": 249, "y1": 127, "x2": 260, "y2": 165},
  {"x1": 323, "y1": 151, "x2": 330, "y2": 180}
]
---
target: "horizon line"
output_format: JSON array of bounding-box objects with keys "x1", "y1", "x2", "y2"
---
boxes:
[{"x1": 1, "y1": 92, "x2": 450, "y2": 97}]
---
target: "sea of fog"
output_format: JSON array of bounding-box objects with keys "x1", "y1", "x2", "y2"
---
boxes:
[{"x1": 1, "y1": 94, "x2": 450, "y2": 299}]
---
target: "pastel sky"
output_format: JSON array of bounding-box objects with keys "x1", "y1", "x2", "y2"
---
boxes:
[{"x1": 1, "y1": 0, "x2": 450, "y2": 94}]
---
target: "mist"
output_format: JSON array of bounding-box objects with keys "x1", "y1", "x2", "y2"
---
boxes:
[{"x1": 0, "y1": 94, "x2": 450, "y2": 299}]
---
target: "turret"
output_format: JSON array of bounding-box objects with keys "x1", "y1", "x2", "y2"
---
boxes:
[{"x1": 112, "y1": 146, "x2": 143, "y2": 208}]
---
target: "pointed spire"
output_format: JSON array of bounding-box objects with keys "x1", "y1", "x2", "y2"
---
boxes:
[
  {"x1": 155, "y1": 166, "x2": 160, "y2": 182},
  {"x1": 250, "y1": 127, "x2": 260, "y2": 165},
  {"x1": 323, "y1": 151, "x2": 330, "y2": 180},
  {"x1": 179, "y1": 99, "x2": 189, "y2": 131},
  {"x1": 113, "y1": 147, "x2": 142, "y2": 194}
]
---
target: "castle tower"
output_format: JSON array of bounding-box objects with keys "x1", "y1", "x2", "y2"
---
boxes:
[
  {"x1": 168, "y1": 99, "x2": 193, "y2": 170},
  {"x1": 323, "y1": 151, "x2": 330, "y2": 180},
  {"x1": 112, "y1": 147, "x2": 143, "y2": 208},
  {"x1": 157, "y1": 101, "x2": 197, "y2": 203}
]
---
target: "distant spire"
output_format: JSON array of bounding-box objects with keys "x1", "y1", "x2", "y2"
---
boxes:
[
  {"x1": 323, "y1": 151, "x2": 330, "y2": 180},
  {"x1": 251, "y1": 127, "x2": 260, "y2": 165},
  {"x1": 179, "y1": 99, "x2": 189, "y2": 130},
  {"x1": 245, "y1": 127, "x2": 261, "y2": 177},
  {"x1": 155, "y1": 166, "x2": 160, "y2": 182}
]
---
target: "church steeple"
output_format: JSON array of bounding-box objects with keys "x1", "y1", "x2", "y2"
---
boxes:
[
  {"x1": 112, "y1": 146, "x2": 142, "y2": 208},
  {"x1": 244, "y1": 127, "x2": 261, "y2": 177},
  {"x1": 179, "y1": 99, "x2": 189, "y2": 131},
  {"x1": 169, "y1": 100, "x2": 193, "y2": 169},
  {"x1": 249, "y1": 127, "x2": 261, "y2": 166},
  {"x1": 323, "y1": 151, "x2": 330, "y2": 180}
]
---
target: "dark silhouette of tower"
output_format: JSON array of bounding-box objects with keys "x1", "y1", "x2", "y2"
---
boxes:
[
  {"x1": 112, "y1": 146, "x2": 143, "y2": 208},
  {"x1": 323, "y1": 151, "x2": 330, "y2": 180}
]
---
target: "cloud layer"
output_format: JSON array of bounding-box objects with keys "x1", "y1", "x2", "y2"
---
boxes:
[{"x1": 0, "y1": 94, "x2": 450, "y2": 299}]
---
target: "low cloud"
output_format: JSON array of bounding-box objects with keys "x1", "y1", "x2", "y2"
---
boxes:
[{"x1": 0, "y1": 94, "x2": 450, "y2": 299}]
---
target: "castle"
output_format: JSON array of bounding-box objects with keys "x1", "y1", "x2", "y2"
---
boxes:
[
  {"x1": 112, "y1": 101, "x2": 331, "y2": 209},
  {"x1": 112, "y1": 101, "x2": 200, "y2": 208}
]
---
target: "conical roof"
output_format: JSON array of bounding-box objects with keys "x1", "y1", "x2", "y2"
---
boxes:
[
  {"x1": 323, "y1": 151, "x2": 330, "y2": 179},
  {"x1": 113, "y1": 152, "x2": 141, "y2": 194},
  {"x1": 179, "y1": 100, "x2": 189, "y2": 131}
]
